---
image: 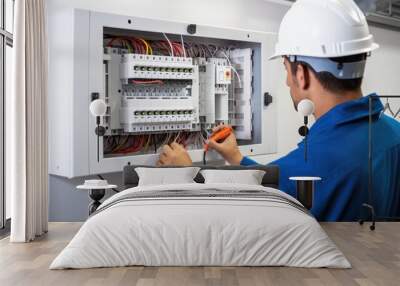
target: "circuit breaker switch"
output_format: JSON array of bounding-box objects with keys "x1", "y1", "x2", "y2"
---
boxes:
[{"x1": 216, "y1": 66, "x2": 232, "y2": 84}]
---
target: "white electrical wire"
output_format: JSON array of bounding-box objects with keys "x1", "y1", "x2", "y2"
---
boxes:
[
  {"x1": 163, "y1": 33, "x2": 174, "y2": 57},
  {"x1": 180, "y1": 35, "x2": 187, "y2": 58},
  {"x1": 200, "y1": 45, "x2": 206, "y2": 58},
  {"x1": 210, "y1": 45, "x2": 218, "y2": 57},
  {"x1": 205, "y1": 45, "x2": 213, "y2": 57},
  {"x1": 231, "y1": 67, "x2": 242, "y2": 89},
  {"x1": 173, "y1": 132, "x2": 181, "y2": 143}
]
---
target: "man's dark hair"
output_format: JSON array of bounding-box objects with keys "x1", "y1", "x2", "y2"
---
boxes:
[{"x1": 289, "y1": 54, "x2": 367, "y2": 93}]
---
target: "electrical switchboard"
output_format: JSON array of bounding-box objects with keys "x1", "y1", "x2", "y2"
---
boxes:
[{"x1": 48, "y1": 9, "x2": 279, "y2": 177}]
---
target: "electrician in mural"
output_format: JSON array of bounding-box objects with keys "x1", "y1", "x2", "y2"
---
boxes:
[{"x1": 157, "y1": 0, "x2": 400, "y2": 221}]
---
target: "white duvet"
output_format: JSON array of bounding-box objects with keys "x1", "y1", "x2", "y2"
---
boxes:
[{"x1": 50, "y1": 183, "x2": 350, "y2": 269}]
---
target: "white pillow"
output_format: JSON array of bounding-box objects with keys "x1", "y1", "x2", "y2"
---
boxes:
[
  {"x1": 200, "y1": 169, "x2": 266, "y2": 185},
  {"x1": 136, "y1": 167, "x2": 200, "y2": 186}
]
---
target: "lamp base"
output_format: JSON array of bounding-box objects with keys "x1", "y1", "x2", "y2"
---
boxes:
[
  {"x1": 88, "y1": 189, "x2": 105, "y2": 215},
  {"x1": 289, "y1": 177, "x2": 321, "y2": 210}
]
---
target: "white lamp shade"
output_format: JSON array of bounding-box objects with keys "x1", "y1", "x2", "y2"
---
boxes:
[
  {"x1": 89, "y1": 99, "x2": 107, "y2": 117},
  {"x1": 297, "y1": 99, "x2": 315, "y2": 117}
]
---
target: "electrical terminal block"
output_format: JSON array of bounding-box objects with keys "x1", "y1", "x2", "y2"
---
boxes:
[
  {"x1": 121, "y1": 122, "x2": 193, "y2": 133},
  {"x1": 122, "y1": 84, "x2": 193, "y2": 98},
  {"x1": 120, "y1": 104, "x2": 196, "y2": 133},
  {"x1": 120, "y1": 53, "x2": 196, "y2": 81}
]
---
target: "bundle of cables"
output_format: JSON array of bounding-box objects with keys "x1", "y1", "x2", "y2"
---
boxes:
[{"x1": 104, "y1": 132, "x2": 205, "y2": 156}]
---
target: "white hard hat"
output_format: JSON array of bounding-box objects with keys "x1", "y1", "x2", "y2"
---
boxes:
[{"x1": 270, "y1": 0, "x2": 379, "y2": 60}]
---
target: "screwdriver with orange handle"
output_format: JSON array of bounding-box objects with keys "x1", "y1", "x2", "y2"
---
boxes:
[{"x1": 203, "y1": 126, "x2": 233, "y2": 164}]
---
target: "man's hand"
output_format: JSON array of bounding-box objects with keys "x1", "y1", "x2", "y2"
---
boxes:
[
  {"x1": 157, "y1": 142, "x2": 193, "y2": 166},
  {"x1": 207, "y1": 125, "x2": 243, "y2": 165}
]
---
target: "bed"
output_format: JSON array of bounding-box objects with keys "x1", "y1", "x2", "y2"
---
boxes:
[{"x1": 50, "y1": 164, "x2": 350, "y2": 269}]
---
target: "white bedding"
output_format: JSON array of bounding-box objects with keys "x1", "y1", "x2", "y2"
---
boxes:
[{"x1": 50, "y1": 183, "x2": 351, "y2": 269}]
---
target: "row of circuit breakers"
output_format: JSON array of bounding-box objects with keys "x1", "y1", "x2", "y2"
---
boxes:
[{"x1": 102, "y1": 47, "x2": 253, "y2": 140}]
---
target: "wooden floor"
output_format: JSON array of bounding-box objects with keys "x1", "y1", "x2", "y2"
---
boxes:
[{"x1": 0, "y1": 222, "x2": 399, "y2": 286}]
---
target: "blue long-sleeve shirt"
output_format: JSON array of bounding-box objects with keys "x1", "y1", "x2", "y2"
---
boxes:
[{"x1": 241, "y1": 94, "x2": 400, "y2": 221}]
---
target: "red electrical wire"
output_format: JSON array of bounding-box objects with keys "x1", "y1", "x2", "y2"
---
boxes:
[
  {"x1": 107, "y1": 37, "x2": 137, "y2": 53},
  {"x1": 107, "y1": 37, "x2": 187, "y2": 57},
  {"x1": 133, "y1": 38, "x2": 146, "y2": 54},
  {"x1": 128, "y1": 38, "x2": 139, "y2": 53},
  {"x1": 155, "y1": 41, "x2": 173, "y2": 56},
  {"x1": 107, "y1": 37, "x2": 121, "y2": 47},
  {"x1": 172, "y1": 42, "x2": 184, "y2": 57},
  {"x1": 118, "y1": 135, "x2": 145, "y2": 154},
  {"x1": 108, "y1": 36, "x2": 149, "y2": 54},
  {"x1": 171, "y1": 43, "x2": 179, "y2": 56},
  {"x1": 178, "y1": 133, "x2": 190, "y2": 147}
]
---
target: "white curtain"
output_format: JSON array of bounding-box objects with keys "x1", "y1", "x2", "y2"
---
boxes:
[{"x1": 8, "y1": 0, "x2": 48, "y2": 242}]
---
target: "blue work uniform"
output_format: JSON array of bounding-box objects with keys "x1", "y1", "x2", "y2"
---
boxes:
[{"x1": 241, "y1": 94, "x2": 400, "y2": 221}]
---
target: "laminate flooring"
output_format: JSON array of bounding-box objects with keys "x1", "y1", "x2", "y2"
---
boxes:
[{"x1": 0, "y1": 222, "x2": 399, "y2": 286}]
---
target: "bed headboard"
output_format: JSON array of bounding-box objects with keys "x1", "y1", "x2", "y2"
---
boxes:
[{"x1": 122, "y1": 164, "x2": 280, "y2": 189}]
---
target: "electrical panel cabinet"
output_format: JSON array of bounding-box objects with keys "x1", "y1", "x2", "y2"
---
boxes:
[{"x1": 48, "y1": 9, "x2": 279, "y2": 178}]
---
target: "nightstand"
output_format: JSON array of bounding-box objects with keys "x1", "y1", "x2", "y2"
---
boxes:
[{"x1": 77, "y1": 180, "x2": 117, "y2": 215}]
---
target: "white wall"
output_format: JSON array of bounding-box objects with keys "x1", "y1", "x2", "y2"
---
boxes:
[
  {"x1": 363, "y1": 26, "x2": 400, "y2": 120},
  {"x1": 364, "y1": 26, "x2": 400, "y2": 94},
  {"x1": 47, "y1": 0, "x2": 400, "y2": 221}
]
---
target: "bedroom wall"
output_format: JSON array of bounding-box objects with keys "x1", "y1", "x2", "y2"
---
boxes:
[{"x1": 47, "y1": 0, "x2": 400, "y2": 221}]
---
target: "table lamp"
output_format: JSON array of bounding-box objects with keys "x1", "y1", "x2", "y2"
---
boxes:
[
  {"x1": 297, "y1": 99, "x2": 314, "y2": 162},
  {"x1": 89, "y1": 99, "x2": 107, "y2": 162},
  {"x1": 293, "y1": 99, "x2": 321, "y2": 210}
]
